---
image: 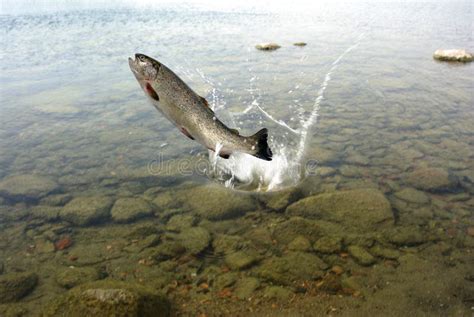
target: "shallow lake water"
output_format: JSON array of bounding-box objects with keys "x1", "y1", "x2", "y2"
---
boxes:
[{"x1": 0, "y1": 0, "x2": 473, "y2": 316}]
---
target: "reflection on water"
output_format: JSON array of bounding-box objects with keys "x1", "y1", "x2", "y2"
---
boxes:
[{"x1": 0, "y1": 1, "x2": 473, "y2": 316}]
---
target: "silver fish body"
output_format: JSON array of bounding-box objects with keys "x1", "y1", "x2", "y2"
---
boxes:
[{"x1": 129, "y1": 53, "x2": 272, "y2": 160}]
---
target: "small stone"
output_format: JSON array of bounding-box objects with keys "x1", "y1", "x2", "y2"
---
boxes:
[
  {"x1": 40, "y1": 194, "x2": 72, "y2": 206},
  {"x1": 293, "y1": 42, "x2": 307, "y2": 47},
  {"x1": 55, "y1": 236, "x2": 73, "y2": 251},
  {"x1": 433, "y1": 49, "x2": 473, "y2": 62},
  {"x1": 165, "y1": 215, "x2": 197, "y2": 232},
  {"x1": 313, "y1": 236, "x2": 342, "y2": 254},
  {"x1": 234, "y1": 277, "x2": 260, "y2": 299},
  {"x1": 263, "y1": 286, "x2": 292, "y2": 300},
  {"x1": 255, "y1": 43, "x2": 281, "y2": 51},
  {"x1": 56, "y1": 267, "x2": 100, "y2": 289},
  {"x1": 214, "y1": 272, "x2": 238, "y2": 290},
  {"x1": 35, "y1": 239, "x2": 56, "y2": 253},
  {"x1": 348, "y1": 246, "x2": 376, "y2": 266},
  {"x1": 111, "y1": 197, "x2": 153, "y2": 223},
  {"x1": 225, "y1": 251, "x2": 258, "y2": 270},
  {"x1": 467, "y1": 227, "x2": 474, "y2": 237},
  {"x1": 288, "y1": 236, "x2": 312, "y2": 251},
  {"x1": 394, "y1": 188, "x2": 430, "y2": 204},
  {"x1": 0, "y1": 272, "x2": 38, "y2": 303},
  {"x1": 331, "y1": 265, "x2": 344, "y2": 275}
]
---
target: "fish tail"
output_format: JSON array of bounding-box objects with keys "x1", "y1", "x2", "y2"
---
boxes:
[{"x1": 249, "y1": 128, "x2": 273, "y2": 161}]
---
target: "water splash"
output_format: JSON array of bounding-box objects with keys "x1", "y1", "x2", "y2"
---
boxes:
[{"x1": 197, "y1": 34, "x2": 365, "y2": 191}]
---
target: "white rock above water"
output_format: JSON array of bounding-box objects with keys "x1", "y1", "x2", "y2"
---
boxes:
[
  {"x1": 433, "y1": 49, "x2": 473, "y2": 62},
  {"x1": 255, "y1": 43, "x2": 281, "y2": 51}
]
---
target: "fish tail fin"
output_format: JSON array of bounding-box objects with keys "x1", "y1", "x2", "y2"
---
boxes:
[{"x1": 249, "y1": 128, "x2": 273, "y2": 161}]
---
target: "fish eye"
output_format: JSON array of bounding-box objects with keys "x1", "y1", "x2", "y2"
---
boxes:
[{"x1": 138, "y1": 55, "x2": 146, "y2": 62}]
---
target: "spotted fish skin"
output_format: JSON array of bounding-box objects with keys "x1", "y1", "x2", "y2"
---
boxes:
[{"x1": 128, "y1": 53, "x2": 272, "y2": 160}]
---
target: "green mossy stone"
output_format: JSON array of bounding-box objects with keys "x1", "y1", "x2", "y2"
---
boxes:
[
  {"x1": 405, "y1": 167, "x2": 455, "y2": 191},
  {"x1": 313, "y1": 236, "x2": 342, "y2": 254},
  {"x1": 225, "y1": 250, "x2": 259, "y2": 270},
  {"x1": 370, "y1": 244, "x2": 400, "y2": 260},
  {"x1": 60, "y1": 196, "x2": 114, "y2": 226},
  {"x1": 0, "y1": 272, "x2": 38, "y2": 303},
  {"x1": 394, "y1": 188, "x2": 430, "y2": 204},
  {"x1": 111, "y1": 197, "x2": 153, "y2": 223},
  {"x1": 56, "y1": 267, "x2": 100, "y2": 289},
  {"x1": 184, "y1": 185, "x2": 255, "y2": 220},
  {"x1": 348, "y1": 245, "x2": 376, "y2": 266},
  {"x1": 263, "y1": 286, "x2": 293, "y2": 300},
  {"x1": 0, "y1": 175, "x2": 59, "y2": 201},
  {"x1": 286, "y1": 189, "x2": 394, "y2": 230},
  {"x1": 165, "y1": 215, "x2": 197, "y2": 232},
  {"x1": 42, "y1": 280, "x2": 170, "y2": 317},
  {"x1": 387, "y1": 226, "x2": 428, "y2": 246},
  {"x1": 234, "y1": 277, "x2": 260, "y2": 299},
  {"x1": 178, "y1": 227, "x2": 211, "y2": 254},
  {"x1": 214, "y1": 272, "x2": 238, "y2": 290},
  {"x1": 256, "y1": 252, "x2": 327, "y2": 286},
  {"x1": 287, "y1": 236, "x2": 312, "y2": 252}
]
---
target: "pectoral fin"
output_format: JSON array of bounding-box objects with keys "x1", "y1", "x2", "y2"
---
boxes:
[{"x1": 180, "y1": 127, "x2": 195, "y2": 140}]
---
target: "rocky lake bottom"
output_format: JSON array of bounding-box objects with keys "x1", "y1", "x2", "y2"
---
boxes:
[{"x1": 1, "y1": 2, "x2": 473, "y2": 316}]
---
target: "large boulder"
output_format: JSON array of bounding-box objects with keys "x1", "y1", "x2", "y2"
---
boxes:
[
  {"x1": 111, "y1": 197, "x2": 153, "y2": 223},
  {"x1": 0, "y1": 175, "x2": 58, "y2": 201},
  {"x1": 60, "y1": 196, "x2": 114, "y2": 226},
  {"x1": 43, "y1": 280, "x2": 170, "y2": 317},
  {"x1": 433, "y1": 49, "x2": 473, "y2": 62},
  {"x1": 0, "y1": 272, "x2": 38, "y2": 303},
  {"x1": 286, "y1": 189, "x2": 394, "y2": 230}
]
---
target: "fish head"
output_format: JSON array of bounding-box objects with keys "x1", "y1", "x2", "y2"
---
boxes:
[{"x1": 128, "y1": 53, "x2": 161, "y2": 81}]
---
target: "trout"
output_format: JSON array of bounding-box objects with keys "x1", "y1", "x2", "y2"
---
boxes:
[{"x1": 128, "y1": 53, "x2": 272, "y2": 161}]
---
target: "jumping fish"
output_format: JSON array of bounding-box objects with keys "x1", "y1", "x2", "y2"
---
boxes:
[{"x1": 128, "y1": 53, "x2": 272, "y2": 161}]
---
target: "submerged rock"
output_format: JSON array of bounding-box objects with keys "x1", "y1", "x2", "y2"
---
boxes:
[
  {"x1": 257, "y1": 252, "x2": 327, "y2": 286},
  {"x1": 184, "y1": 185, "x2": 255, "y2": 220},
  {"x1": 0, "y1": 272, "x2": 38, "y2": 303},
  {"x1": 293, "y1": 42, "x2": 307, "y2": 47},
  {"x1": 287, "y1": 236, "x2": 312, "y2": 252},
  {"x1": 433, "y1": 49, "x2": 473, "y2": 62},
  {"x1": 394, "y1": 188, "x2": 430, "y2": 204},
  {"x1": 111, "y1": 197, "x2": 153, "y2": 223},
  {"x1": 165, "y1": 214, "x2": 197, "y2": 232},
  {"x1": 43, "y1": 280, "x2": 170, "y2": 317},
  {"x1": 234, "y1": 277, "x2": 260, "y2": 299},
  {"x1": 60, "y1": 196, "x2": 114, "y2": 226},
  {"x1": 255, "y1": 43, "x2": 281, "y2": 51},
  {"x1": 263, "y1": 286, "x2": 293, "y2": 300},
  {"x1": 286, "y1": 189, "x2": 393, "y2": 230},
  {"x1": 406, "y1": 167, "x2": 455, "y2": 192},
  {"x1": 313, "y1": 236, "x2": 342, "y2": 254},
  {"x1": 0, "y1": 174, "x2": 58, "y2": 201},
  {"x1": 178, "y1": 227, "x2": 211, "y2": 254},
  {"x1": 387, "y1": 226, "x2": 428, "y2": 246},
  {"x1": 225, "y1": 250, "x2": 259, "y2": 270},
  {"x1": 56, "y1": 267, "x2": 100, "y2": 289},
  {"x1": 348, "y1": 245, "x2": 376, "y2": 266}
]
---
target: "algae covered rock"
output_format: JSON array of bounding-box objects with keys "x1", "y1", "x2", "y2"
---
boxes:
[
  {"x1": 406, "y1": 167, "x2": 455, "y2": 192},
  {"x1": 234, "y1": 277, "x2": 260, "y2": 299},
  {"x1": 56, "y1": 267, "x2": 100, "y2": 289},
  {"x1": 225, "y1": 250, "x2": 259, "y2": 270},
  {"x1": 287, "y1": 235, "x2": 312, "y2": 251},
  {"x1": 60, "y1": 196, "x2": 114, "y2": 226},
  {"x1": 183, "y1": 185, "x2": 254, "y2": 220},
  {"x1": 111, "y1": 197, "x2": 153, "y2": 223},
  {"x1": 256, "y1": 252, "x2": 327, "y2": 286},
  {"x1": 178, "y1": 227, "x2": 211, "y2": 254},
  {"x1": 348, "y1": 245, "x2": 376, "y2": 266},
  {"x1": 43, "y1": 279, "x2": 170, "y2": 317},
  {"x1": 394, "y1": 188, "x2": 430, "y2": 204},
  {"x1": 263, "y1": 286, "x2": 293, "y2": 300},
  {"x1": 0, "y1": 174, "x2": 58, "y2": 201},
  {"x1": 0, "y1": 272, "x2": 38, "y2": 303},
  {"x1": 313, "y1": 236, "x2": 342, "y2": 254},
  {"x1": 387, "y1": 226, "x2": 428, "y2": 246},
  {"x1": 286, "y1": 189, "x2": 393, "y2": 229}
]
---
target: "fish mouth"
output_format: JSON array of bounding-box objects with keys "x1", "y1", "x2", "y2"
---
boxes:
[{"x1": 128, "y1": 56, "x2": 139, "y2": 74}]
